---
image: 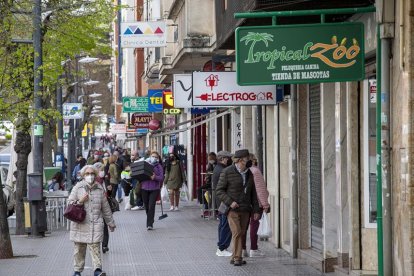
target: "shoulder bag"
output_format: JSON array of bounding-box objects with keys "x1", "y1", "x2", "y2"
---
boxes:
[{"x1": 64, "y1": 203, "x2": 86, "y2": 223}]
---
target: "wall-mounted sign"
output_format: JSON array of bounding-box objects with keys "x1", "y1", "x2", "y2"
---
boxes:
[
  {"x1": 130, "y1": 113, "x2": 152, "y2": 128},
  {"x1": 63, "y1": 103, "x2": 84, "y2": 119},
  {"x1": 192, "y1": 71, "x2": 277, "y2": 106},
  {"x1": 173, "y1": 74, "x2": 192, "y2": 108},
  {"x1": 148, "y1": 89, "x2": 163, "y2": 113},
  {"x1": 236, "y1": 23, "x2": 364, "y2": 85},
  {"x1": 122, "y1": 97, "x2": 148, "y2": 113},
  {"x1": 109, "y1": 124, "x2": 126, "y2": 134},
  {"x1": 121, "y1": 21, "x2": 166, "y2": 48},
  {"x1": 163, "y1": 90, "x2": 181, "y2": 115}
]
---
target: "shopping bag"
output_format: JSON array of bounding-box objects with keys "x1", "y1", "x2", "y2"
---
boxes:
[
  {"x1": 161, "y1": 185, "x2": 168, "y2": 202},
  {"x1": 257, "y1": 212, "x2": 272, "y2": 238},
  {"x1": 180, "y1": 183, "x2": 189, "y2": 202}
]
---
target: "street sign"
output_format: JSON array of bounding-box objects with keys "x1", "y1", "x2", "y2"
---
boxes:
[
  {"x1": 122, "y1": 97, "x2": 149, "y2": 113},
  {"x1": 236, "y1": 23, "x2": 364, "y2": 85},
  {"x1": 63, "y1": 103, "x2": 84, "y2": 119},
  {"x1": 192, "y1": 71, "x2": 277, "y2": 106}
]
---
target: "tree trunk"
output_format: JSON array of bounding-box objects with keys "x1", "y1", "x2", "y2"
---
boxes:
[
  {"x1": 0, "y1": 177, "x2": 13, "y2": 258},
  {"x1": 14, "y1": 120, "x2": 32, "y2": 235}
]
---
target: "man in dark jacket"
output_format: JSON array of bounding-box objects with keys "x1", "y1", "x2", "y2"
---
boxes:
[
  {"x1": 213, "y1": 150, "x2": 233, "y2": 257},
  {"x1": 216, "y1": 149, "x2": 261, "y2": 266}
]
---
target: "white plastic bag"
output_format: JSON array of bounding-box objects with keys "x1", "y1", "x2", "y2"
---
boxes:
[
  {"x1": 161, "y1": 185, "x2": 168, "y2": 202},
  {"x1": 257, "y1": 212, "x2": 272, "y2": 238},
  {"x1": 180, "y1": 183, "x2": 189, "y2": 202},
  {"x1": 124, "y1": 196, "x2": 131, "y2": 210}
]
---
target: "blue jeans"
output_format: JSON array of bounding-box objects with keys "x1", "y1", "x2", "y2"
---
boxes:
[
  {"x1": 217, "y1": 213, "x2": 232, "y2": 251},
  {"x1": 117, "y1": 181, "x2": 123, "y2": 199}
]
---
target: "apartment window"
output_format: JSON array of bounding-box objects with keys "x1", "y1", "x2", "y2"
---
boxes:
[{"x1": 364, "y1": 78, "x2": 377, "y2": 228}]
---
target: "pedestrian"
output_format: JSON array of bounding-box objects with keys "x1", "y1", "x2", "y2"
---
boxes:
[
  {"x1": 72, "y1": 158, "x2": 86, "y2": 184},
  {"x1": 130, "y1": 150, "x2": 144, "y2": 210},
  {"x1": 120, "y1": 166, "x2": 133, "y2": 210},
  {"x1": 94, "y1": 163, "x2": 112, "y2": 254},
  {"x1": 141, "y1": 151, "x2": 164, "y2": 230},
  {"x1": 47, "y1": 171, "x2": 64, "y2": 191},
  {"x1": 242, "y1": 153, "x2": 270, "y2": 258},
  {"x1": 198, "y1": 152, "x2": 217, "y2": 215},
  {"x1": 216, "y1": 149, "x2": 261, "y2": 266},
  {"x1": 164, "y1": 153, "x2": 184, "y2": 211},
  {"x1": 113, "y1": 150, "x2": 124, "y2": 202},
  {"x1": 108, "y1": 155, "x2": 120, "y2": 200},
  {"x1": 68, "y1": 165, "x2": 116, "y2": 276},
  {"x1": 213, "y1": 150, "x2": 234, "y2": 257}
]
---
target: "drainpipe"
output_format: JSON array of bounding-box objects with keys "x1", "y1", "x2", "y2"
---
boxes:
[{"x1": 290, "y1": 84, "x2": 298, "y2": 258}]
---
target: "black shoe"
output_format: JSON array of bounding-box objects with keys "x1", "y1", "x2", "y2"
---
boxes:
[
  {"x1": 102, "y1": 246, "x2": 109, "y2": 253},
  {"x1": 230, "y1": 259, "x2": 246, "y2": 265},
  {"x1": 94, "y1": 269, "x2": 106, "y2": 276}
]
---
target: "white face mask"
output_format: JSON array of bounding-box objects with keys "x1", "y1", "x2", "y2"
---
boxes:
[
  {"x1": 85, "y1": 175, "x2": 95, "y2": 184},
  {"x1": 150, "y1": 156, "x2": 158, "y2": 164},
  {"x1": 98, "y1": 171, "x2": 105, "y2": 178}
]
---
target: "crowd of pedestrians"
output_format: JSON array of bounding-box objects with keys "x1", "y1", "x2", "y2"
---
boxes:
[{"x1": 66, "y1": 146, "x2": 270, "y2": 275}]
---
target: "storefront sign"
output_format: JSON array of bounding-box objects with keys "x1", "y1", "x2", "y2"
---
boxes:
[
  {"x1": 130, "y1": 113, "x2": 152, "y2": 128},
  {"x1": 121, "y1": 21, "x2": 166, "y2": 48},
  {"x1": 148, "y1": 89, "x2": 163, "y2": 113},
  {"x1": 173, "y1": 74, "x2": 193, "y2": 108},
  {"x1": 63, "y1": 103, "x2": 83, "y2": 119},
  {"x1": 192, "y1": 71, "x2": 277, "y2": 106},
  {"x1": 236, "y1": 23, "x2": 364, "y2": 85},
  {"x1": 109, "y1": 124, "x2": 126, "y2": 134},
  {"x1": 122, "y1": 97, "x2": 148, "y2": 113},
  {"x1": 163, "y1": 90, "x2": 181, "y2": 114}
]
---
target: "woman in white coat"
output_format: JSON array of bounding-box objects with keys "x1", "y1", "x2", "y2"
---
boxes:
[{"x1": 68, "y1": 165, "x2": 116, "y2": 276}]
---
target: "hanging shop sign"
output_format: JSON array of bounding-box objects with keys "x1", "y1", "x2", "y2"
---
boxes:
[
  {"x1": 121, "y1": 21, "x2": 166, "y2": 48},
  {"x1": 192, "y1": 71, "x2": 277, "y2": 106},
  {"x1": 63, "y1": 103, "x2": 84, "y2": 119},
  {"x1": 109, "y1": 124, "x2": 126, "y2": 134},
  {"x1": 235, "y1": 23, "x2": 364, "y2": 85},
  {"x1": 148, "y1": 89, "x2": 163, "y2": 113},
  {"x1": 122, "y1": 97, "x2": 149, "y2": 113},
  {"x1": 173, "y1": 74, "x2": 193, "y2": 108},
  {"x1": 130, "y1": 113, "x2": 152, "y2": 129},
  {"x1": 163, "y1": 90, "x2": 181, "y2": 115}
]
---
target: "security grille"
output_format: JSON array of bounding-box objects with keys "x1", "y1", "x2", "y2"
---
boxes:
[{"x1": 309, "y1": 83, "x2": 323, "y2": 252}]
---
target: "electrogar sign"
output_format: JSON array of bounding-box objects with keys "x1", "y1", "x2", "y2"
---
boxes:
[{"x1": 236, "y1": 23, "x2": 364, "y2": 85}]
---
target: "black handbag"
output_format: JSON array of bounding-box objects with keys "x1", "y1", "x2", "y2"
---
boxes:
[
  {"x1": 64, "y1": 203, "x2": 86, "y2": 223},
  {"x1": 108, "y1": 196, "x2": 119, "y2": 213}
]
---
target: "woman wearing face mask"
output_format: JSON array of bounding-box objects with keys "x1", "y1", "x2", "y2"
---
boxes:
[
  {"x1": 164, "y1": 153, "x2": 184, "y2": 211},
  {"x1": 141, "y1": 151, "x2": 164, "y2": 230},
  {"x1": 198, "y1": 152, "x2": 217, "y2": 213},
  {"x1": 68, "y1": 165, "x2": 116, "y2": 276}
]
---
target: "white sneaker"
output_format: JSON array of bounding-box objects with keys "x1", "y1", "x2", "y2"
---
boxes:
[
  {"x1": 169, "y1": 206, "x2": 174, "y2": 211},
  {"x1": 131, "y1": 206, "x2": 140, "y2": 211},
  {"x1": 174, "y1": 206, "x2": 179, "y2": 211},
  {"x1": 242, "y1": 249, "x2": 249, "y2": 257},
  {"x1": 249, "y1": 249, "x2": 265, "y2": 257},
  {"x1": 216, "y1": 248, "x2": 232, "y2": 257}
]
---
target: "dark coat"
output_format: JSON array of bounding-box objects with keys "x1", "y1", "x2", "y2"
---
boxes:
[
  {"x1": 212, "y1": 162, "x2": 226, "y2": 207},
  {"x1": 216, "y1": 164, "x2": 260, "y2": 214}
]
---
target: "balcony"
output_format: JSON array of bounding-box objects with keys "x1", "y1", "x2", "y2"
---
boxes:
[{"x1": 215, "y1": 0, "x2": 375, "y2": 49}]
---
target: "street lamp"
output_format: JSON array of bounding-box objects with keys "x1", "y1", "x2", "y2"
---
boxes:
[
  {"x1": 89, "y1": 93, "x2": 102, "y2": 98},
  {"x1": 79, "y1": 56, "x2": 99, "y2": 64}
]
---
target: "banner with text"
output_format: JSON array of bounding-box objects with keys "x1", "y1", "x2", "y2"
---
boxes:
[
  {"x1": 236, "y1": 23, "x2": 364, "y2": 85},
  {"x1": 121, "y1": 21, "x2": 166, "y2": 48}
]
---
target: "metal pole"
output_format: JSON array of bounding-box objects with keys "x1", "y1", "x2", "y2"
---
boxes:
[
  {"x1": 57, "y1": 77, "x2": 64, "y2": 171},
  {"x1": 376, "y1": 24, "x2": 384, "y2": 276},
  {"x1": 235, "y1": 6, "x2": 376, "y2": 19},
  {"x1": 381, "y1": 31, "x2": 392, "y2": 276},
  {"x1": 32, "y1": 0, "x2": 45, "y2": 237},
  {"x1": 290, "y1": 84, "x2": 298, "y2": 258}
]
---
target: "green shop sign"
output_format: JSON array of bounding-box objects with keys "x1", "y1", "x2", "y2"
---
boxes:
[
  {"x1": 122, "y1": 97, "x2": 149, "y2": 113},
  {"x1": 236, "y1": 23, "x2": 364, "y2": 85}
]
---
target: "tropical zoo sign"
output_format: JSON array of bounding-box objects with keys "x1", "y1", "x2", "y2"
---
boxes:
[{"x1": 236, "y1": 23, "x2": 364, "y2": 85}]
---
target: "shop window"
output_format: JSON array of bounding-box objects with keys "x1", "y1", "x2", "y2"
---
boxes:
[{"x1": 364, "y1": 78, "x2": 377, "y2": 228}]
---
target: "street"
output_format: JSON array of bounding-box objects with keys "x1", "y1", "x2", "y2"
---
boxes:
[{"x1": 0, "y1": 201, "x2": 326, "y2": 276}]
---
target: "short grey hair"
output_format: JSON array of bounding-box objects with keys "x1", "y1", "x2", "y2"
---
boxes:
[{"x1": 80, "y1": 165, "x2": 98, "y2": 177}]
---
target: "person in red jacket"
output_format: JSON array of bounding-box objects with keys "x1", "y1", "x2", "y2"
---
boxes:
[{"x1": 242, "y1": 153, "x2": 270, "y2": 258}]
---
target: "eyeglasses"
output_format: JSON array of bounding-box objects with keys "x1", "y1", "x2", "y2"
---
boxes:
[{"x1": 84, "y1": 172, "x2": 95, "y2": 176}]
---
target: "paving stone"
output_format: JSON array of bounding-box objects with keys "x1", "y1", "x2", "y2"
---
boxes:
[{"x1": 0, "y1": 202, "x2": 327, "y2": 276}]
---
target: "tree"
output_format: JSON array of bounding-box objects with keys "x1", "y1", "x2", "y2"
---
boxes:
[{"x1": 0, "y1": 0, "x2": 117, "y2": 256}]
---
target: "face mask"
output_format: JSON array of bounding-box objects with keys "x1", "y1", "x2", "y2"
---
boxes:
[
  {"x1": 98, "y1": 171, "x2": 105, "y2": 178},
  {"x1": 150, "y1": 157, "x2": 158, "y2": 164},
  {"x1": 208, "y1": 160, "x2": 215, "y2": 164},
  {"x1": 245, "y1": 160, "x2": 253, "y2": 168},
  {"x1": 85, "y1": 175, "x2": 95, "y2": 184}
]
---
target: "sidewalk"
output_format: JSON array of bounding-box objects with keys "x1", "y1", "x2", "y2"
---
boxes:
[{"x1": 0, "y1": 201, "x2": 327, "y2": 276}]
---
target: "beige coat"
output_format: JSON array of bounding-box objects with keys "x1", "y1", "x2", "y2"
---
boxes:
[{"x1": 68, "y1": 180, "x2": 115, "y2": 244}]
